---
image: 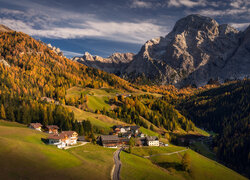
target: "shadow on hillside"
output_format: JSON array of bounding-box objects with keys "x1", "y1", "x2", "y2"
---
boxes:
[
  {"x1": 157, "y1": 162, "x2": 183, "y2": 171},
  {"x1": 41, "y1": 138, "x2": 48, "y2": 144}
]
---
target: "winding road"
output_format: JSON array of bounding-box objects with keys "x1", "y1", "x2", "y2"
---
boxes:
[{"x1": 112, "y1": 148, "x2": 122, "y2": 180}]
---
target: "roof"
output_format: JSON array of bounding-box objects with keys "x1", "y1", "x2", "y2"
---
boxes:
[
  {"x1": 46, "y1": 125, "x2": 59, "y2": 129},
  {"x1": 122, "y1": 131, "x2": 132, "y2": 136},
  {"x1": 61, "y1": 131, "x2": 78, "y2": 137},
  {"x1": 101, "y1": 135, "x2": 119, "y2": 141},
  {"x1": 30, "y1": 123, "x2": 42, "y2": 128},
  {"x1": 113, "y1": 125, "x2": 123, "y2": 129},
  {"x1": 130, "y1": 126, "x2": 140, "y2": 131},
  {"x1": 146, "y1": 136, "x2": 159, "y2": 141},
  {"x1": 47, "y1": 133, "x2": 67, "y2": 140}
]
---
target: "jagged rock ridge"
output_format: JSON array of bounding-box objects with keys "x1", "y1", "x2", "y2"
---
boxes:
[
  {"x1": 73, "y1": 15, "x2": 250, "y2": 87},
  {"x1": 72, "y1": 52, "x2": 134, "y2": 75}
]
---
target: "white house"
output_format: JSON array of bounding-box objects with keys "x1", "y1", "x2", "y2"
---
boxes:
[
  {"x1": 47, "y1": 133, "x2": 67, "y2": 149},
  {"x1": 47, "y1": 131, "x2": 78, "y2": 148},
  {"x1": 61, "y1": 131, "x2": 78, "y2": 145},
  {"x1": 146, "y1": 136, "x2": 159, "y2": 146}
]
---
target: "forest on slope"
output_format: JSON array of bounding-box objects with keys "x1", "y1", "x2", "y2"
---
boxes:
[
  {"x1": 0, "y1": 30, "x2": 136, "y2": 137},
  {"x1": 0, "y1": 30, "x2": 201, "y2": 135},
  {"x1": 178, "y1": 80, "x2": 250, "y2": 177}
]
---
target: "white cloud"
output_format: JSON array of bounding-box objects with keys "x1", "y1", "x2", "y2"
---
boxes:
[
  {"x1": 196, "y1": 8, "x2": 250, "y2": 17},
  {"x1": 230, "y1": 22, "x2": 250, "y2": 30},
  {"x1": 0, "y1": 18, "x2": 167, "y2": 44},
  {"x1": 62, "y1": 50, "x2": 83, "y2": 58},
  {"x1": 130, "y1": 0, "x2": 152, "y2": 8},
  {"x1": 230, "y1": 0, "x2": 250, "y2": 8},
  {"x1": 167, "y1": 0, "x2": 206, "y2": 8}
]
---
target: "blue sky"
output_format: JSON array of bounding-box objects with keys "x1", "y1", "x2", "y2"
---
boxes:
[{"x1": 0, "y1": 0, "x2": 249, "y2": 57}]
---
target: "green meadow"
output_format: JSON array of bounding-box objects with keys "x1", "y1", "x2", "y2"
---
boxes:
[{"x1": 0, "y1": 120, "x2": 114, "y2": 180}]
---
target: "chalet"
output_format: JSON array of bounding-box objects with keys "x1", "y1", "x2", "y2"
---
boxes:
[
  {"x1": 47, "y1": 131, "x2": 78, "y2": 148},
  {"x1": 45, "y1": 125, "x2": 59, "y2": 134},
  {"x1": 47, "y1": 133, "x2": 67, "y2": 149},
  {"x1": 29, "y1": 123, "x2": 42, "y2": 131},
  {"x1": 146, "y1": 136, "x2": 159, "y2": 146},
  {"x1": 100, "y1": 135, "x2": 119, "y2": 148},
  {"x1": 61, "y1": 131, "x2": 78, "y2": 145}
]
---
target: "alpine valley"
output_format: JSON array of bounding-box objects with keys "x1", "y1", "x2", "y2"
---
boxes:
[{"x1": 0, "y1": 13, "x2": 249, "y2": 180}]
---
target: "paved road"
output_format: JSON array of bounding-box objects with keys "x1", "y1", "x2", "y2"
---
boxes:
[
  {"x1": 112, "y1": 148, "x2": 122, "y2": 180},
  {"x1": 63, "y1": 142, "x2": 89, "y2": 150},
  {"x1": 144, "y1": 148, "x2": 188, "y2": 158}
]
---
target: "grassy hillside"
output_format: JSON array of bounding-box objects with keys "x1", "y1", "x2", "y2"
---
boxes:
[
  {"x1": 0, "y1": 120, "x2": 246, "y2": 180},
  {"x1": 126, "y1": 146, "x2": 247, "y2": 180},
  {"x1": 120, "y1": 151, "x2": 178, "y2": 180},
  {"x1": 178, "y1": 80, "x2": 250, "y2": 177},
  {"x1": 0, "y1": 120, "x2": 115, "y2": 180},
  {"x1": 68, "y1": 105, "x2": 160, "y2": 137}
]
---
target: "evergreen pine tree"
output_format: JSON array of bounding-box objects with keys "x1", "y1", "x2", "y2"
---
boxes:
[{"x1": 0, "y1": 104, "x2": 6, "y2": 119}]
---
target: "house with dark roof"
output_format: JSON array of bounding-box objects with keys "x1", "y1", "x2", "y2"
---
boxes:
[
  {"x1": 121, "y1": 131, "x2": 132, "y2": 139},
  {"x1": 29, "y1": 123, "x2": 42, "y2": 131},
  {"x1": 100, "y1": 135, "x2": 120, "y2": 148}
]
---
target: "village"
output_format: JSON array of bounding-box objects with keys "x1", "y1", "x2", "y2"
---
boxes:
[
  {"x1": 99, "y1": 125, "x2": 163, "y2": 148},
  {"x1": 29, "y1": 122, "x2": 164, "y2": 149}
]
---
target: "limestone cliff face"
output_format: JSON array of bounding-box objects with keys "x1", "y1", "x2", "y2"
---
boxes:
[
  {"x1": 72, "y1": 15, "x2": 250, "y2": 87},
  {"x1": 125, "y1": 14, "x2": 241, "y2": 86}
]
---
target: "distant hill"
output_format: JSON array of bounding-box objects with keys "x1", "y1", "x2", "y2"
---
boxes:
[{"x1": 73, "y1": 15, "x2": 250, "y2": 87}]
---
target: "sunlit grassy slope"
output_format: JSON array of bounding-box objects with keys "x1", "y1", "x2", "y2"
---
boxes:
[
  {"x1": 0, "y1": 120, "x2": 115, "y2": 180},
  {"x1": 123, "y1": 146, "x2": 247, "y2": 180}
]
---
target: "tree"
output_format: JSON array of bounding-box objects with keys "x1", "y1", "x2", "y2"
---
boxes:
[
  {"x1": 182, "y1": 152, "x2": 191, "y2": 172},
  {"x1": 128, "y1": 137, "x2": 135, "y2": 153},
  {"x1": 0, "y1": 104, "x2": 6, "y2": 119}
]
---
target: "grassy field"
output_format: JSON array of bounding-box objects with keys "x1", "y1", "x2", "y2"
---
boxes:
[
  {"x1": 127, "y1": 146, "x2": 247, "y2": 180},
  {"x1": 140, "y1": 127, "x2": 159, "y2": 137},
  {"x1": 0, "y1": 120, "x2": 115, "y2": 180},
  {"x1": 66, "y1": 87, "x2": 121, "y2": 111},
  {"x1": 130, "y1": 145, "x2": 186, "y2": 157},
  {"x1": 189, "y1": 141, "x2": 216, "y2": 160},
  {"x1": 120, "y1": 151, "x2": 179, "y2": 180},
  {"x1": 68, "y1": 105, "x2": 162, "y2": 137},
  {"x1": 68, "y1": 105, "x2": 127, "y2": 133}
]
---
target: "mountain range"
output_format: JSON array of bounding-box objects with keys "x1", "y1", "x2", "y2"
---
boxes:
[{"x1": 73, "y1": 14, "x2": 250, "y2": 87}]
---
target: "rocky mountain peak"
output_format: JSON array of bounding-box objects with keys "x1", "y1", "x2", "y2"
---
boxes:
[
  {"x1": 83, "y1": 52, "x2": 94, "y2": 61},
  {"x1": 72, "y1": 15, "x2": 249, "y2": 87},
  {"x1": 172, "y1": 14, "x2": 219, "y2": 34}
]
